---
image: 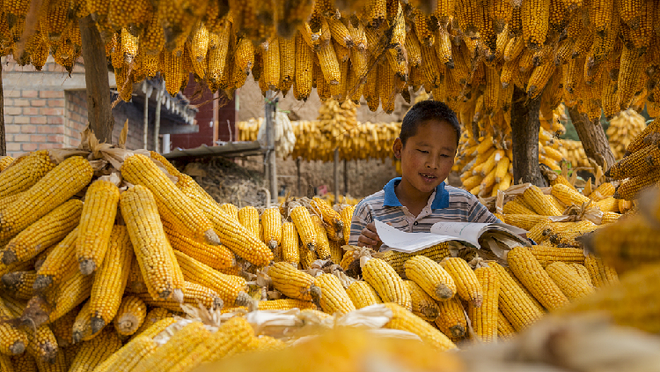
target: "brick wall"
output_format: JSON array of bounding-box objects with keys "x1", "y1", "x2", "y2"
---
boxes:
[{"x1": 64, "y1": 90, "x2": 88, "y2": 148}]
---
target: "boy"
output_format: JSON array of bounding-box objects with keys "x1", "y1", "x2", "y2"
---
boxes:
[{"x1": 349, "y1": 100, "x2": 500, "y2": 250}]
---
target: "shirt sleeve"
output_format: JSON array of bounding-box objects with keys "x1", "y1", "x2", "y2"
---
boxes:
[
  {"x1": 348, "y1": 199, "x2": 373, "y2": 246},
  {"x1": 467, "y1": 194, "x2": 501, "y2": 223}
]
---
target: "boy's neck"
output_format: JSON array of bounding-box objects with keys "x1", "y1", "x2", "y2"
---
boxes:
[{"x1": 394, "y1": 179, "x2": 435, "y2": 217}]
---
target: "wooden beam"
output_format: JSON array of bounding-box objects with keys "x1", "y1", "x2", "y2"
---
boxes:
[
  {"x1": 78, "y1": 15, "x2": 114, "y2": 143},
  {"x1": 159, "y1": 124, "x2": 199, "y2": 134},
  {"x1": 510, "y1": 87, "x2": 547, "y2": 186}
]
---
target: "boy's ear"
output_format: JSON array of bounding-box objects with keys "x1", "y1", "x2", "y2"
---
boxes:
[{"x1": 392, "y1": 138, "x2": 403, "y2": 159}]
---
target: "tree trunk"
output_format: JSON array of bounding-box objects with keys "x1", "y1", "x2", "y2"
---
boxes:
[
  {"x1": 0, "y1": 67, "x2": 5, "y2": 156},
  {"x1": 79, "y1": 15, "x2": 114, "y2": 143},
  {"x1": 567, "y1": 107, "x2": 616, "y2": 171},
  {"x1": 510, "y1": 87, "x2": 547, "y2": 186}
]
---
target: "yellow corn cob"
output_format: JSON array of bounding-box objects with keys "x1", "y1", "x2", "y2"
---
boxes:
[
  {"x1": 165, "y1": 316, "x2": 257, "y2": 372},
  {"x1": 0, "y1": 297, "x2": 27, "y2": 355},
  {"x1": 589, "y1": 182, "x2": 616, "y2": 201},
  {"x1": 298, "y1": 237, "x2": 318, "y2": 270},
  {"x1": 40, "y1": 269, "x2": 94, "y2": 325},
  {"x1": 379, "y1": 243, "x2": 450, "y2": 277},
  {"x1": 433, "y1": 295, "x2": 466, "y2": 339},
  {"x1": 261, "y1": 207, "x2": 282, "y2": 250},
  {"x1": 551, "y1": 183, "x2": 591, "y2": 207},
  {"x1": 316, "y1": 38, "x2": 341, "y2": 85},
  {"x1": 311, "y1": 197, "x2": 343, "y2": 240},
  {"x1": 49, "y1": 307, "x2": 76, "y2": 348},
  {"x1": 570, "y1": 263, "x2": 593, "y2": 285},
  {"x1": 503, "y1": 214, "x2": 549, "y2": 230},
  {"x1": 403, "y1": 254, "x2": 456, "y2": 302},
  {"x1": 0, "y1": 151, "x2": 54, "y2": 199},
  {"x1": 262, "y1": 38, "x2": 281, "y2": 90},
  {"x1": 507, "y1": 247, "x2": 569, "y2": 310},
  {"x1": 113, "y1": 296, "x2": 147, "y2": 336},
  {"x1": 2, "y1": 199, "x2": 82, "y2": 265},
  {"x1": 310, "y1": 215, "x2": 331, "y2": 260},
  {"x1": 523, "y1": 185, "x2": 562, "y2": 216},
  {"x1": 526, "y1": 219, "x2": 554, "y2": 243},
  {"x1": 314, "y1": 273, "x2": 356, "y2": 314},
  {"x1": 174, "y1": 250, "x2": 250, "y2": 308},
  {"x1": 624, "y1": 120, "x2": 660, "y2": 156},
  {"x1": 257, "y1": 298, "x2": 316, "y2": 311},
  {"x1": 405, "y1": 280, "x2": 440, "y2": 321},
  {"x1": 339, "y1": 205, "x2": 354, "y2": 244},
  {"x1": 0, "y1": 156, "x2": 92, "y2": 242},
  {"x1": 162, "y1": 218, "x2": 235, "y2": 271},
  {"x1": 24, "y1": 324, "x2": 58, "y2": 364},
  {"x1": 363, "y1": 258, "x2": 412, "y2": 311},
  {"x1": 329, "y1": 240, "x2": 343, "y2": 264},
  {"x1": 76, "y1": 180, "x2": 120, "y2": 275},
  {"x1": 268, "y1": 262, "x2": 321, "y2": 302},
  {"x1": 405, "y1": 30, "x2": 422, "y2": 67},
  {"x1": 0, "y1": 193, "x2": 25, "y2": 218},
  {"x1": 93, "y1": 335, "x2": 158, "y2": 372},
  {"x1": 0, "y1": 156, "x2": 14, "y2": 171},
  {"x1": 33, "y1": 228, "x2": 78, "y2": 292},
  {"x1": 294, "y1": 32, "x2": 314, "y2": 101},
  {"x1": 121, "y1": 154, "x2": 219, "y2": 245},
  {"x1": 383, "y1": 303, "x2": 456, "y2": 351},
  {"x1": 72, "y1": 301, "x2": 95, "y2": 343},
  {"x1": 584, "y1": 253, "x2": 619, "y2": 288},
  {"x1": 346, "y1": 281, "x2": 382, "y2": 309},
  {"x1": 120, "y1": 185, "x2": 180, "y2": 301},
  {"x1": 497, "y1": 309, "x2": 516, "y2": 340},
  {"x1": 33, "y1": 345, "x2": 66, "y2": 371},
  {"x1": 252, "y1": 335, "x2": 286, "y2": 352},
  {"x1": 131, "y1": 308, "x2": 174, "y2": 340},
  {"x1": 546, "y1": 261, "x2": 595, "y2": 301},
  {"x1": 238, "y1": 206, "x2": 260, "y2": 239},
  {"x1": 280, "y1": 222, "x2": 300, "y2": 266},
  {"x1": 9, "y1": 353, "x2": 37, "y2": 371},
  {"x1": 138, "y1": 281, "x2": 224, "y2": 312},
  {"x1": 134, "y1": 322, "x2": 213, "y2": 372},
  {"x1": 614, "y1": 169, "x2": 660, "y2": 200},
  {"x1": 326, "y1": 17, "x2": 353, "y2": 48},
  {"x1": 290, "y1": 203, "x2": 317, "y2": 252},
  {"x1": 440, "y1": 257, "x2": 483, "y2": 307},
  {"x1": 2, "y1": 270, "x2": 35, "y2": 300},
  {"x1": 490, "y1": 262, "x2": 545, "y2": 331},
  {"x1": 529, "y1": 246, "x2": 585, "y2": 267}
]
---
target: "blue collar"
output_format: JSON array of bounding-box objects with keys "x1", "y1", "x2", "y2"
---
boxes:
[{"x1": 382, "y1": 177, "x2": 450, "y2": 209}]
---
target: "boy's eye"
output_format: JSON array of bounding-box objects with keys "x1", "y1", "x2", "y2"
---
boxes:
[{"x1": 417, "y1": 149, "x2": 428, "y2": 154}]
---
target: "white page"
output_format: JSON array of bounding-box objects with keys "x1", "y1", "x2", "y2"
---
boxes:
[
  {"x1": 429, "y1": 222, "x2": 487, "y2": 247},
  {"x1": 374, "y1": 220, "x2": 470, "y2": 253}
]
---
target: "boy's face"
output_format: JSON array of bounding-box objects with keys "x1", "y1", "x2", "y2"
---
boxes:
[{"x1": 393, "y1": 119, "x2": 457, "y2": 195}]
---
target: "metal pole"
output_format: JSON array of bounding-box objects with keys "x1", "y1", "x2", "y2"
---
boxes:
[
  {"x1": 333, "y1": 148, "x2": 339, "y2": 206},
  {"x1": 265, "y1": 92, "x2": 278, "y2": 205}
]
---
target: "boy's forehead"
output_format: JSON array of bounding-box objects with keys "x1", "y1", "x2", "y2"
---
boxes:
[{"x1": 409, "y1": 119, "x2": 457, "y2": 140}]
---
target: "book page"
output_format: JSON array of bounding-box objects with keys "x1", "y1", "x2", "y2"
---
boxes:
[
  {"x1": 429, "y1": 222, "x2": 487, "y2": 247},
  {"x1": 374, "y1": 220, "x2": 463, "y2": 253}
]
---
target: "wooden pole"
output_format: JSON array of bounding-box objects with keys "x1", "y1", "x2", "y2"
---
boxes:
[
  {"x1": 334, "y1": 148, "x2": 339, "y2": 205},
  {"x1": 153, "y1": 86, "x2": 162, "y2": 152},
  {"x1": 510, "y1": 87, "x2": 548, "y2": 186},
  {"x1": 0, "y1": 66, "x2": 5, "y2": 156},
  {"x1": 344, "y1": 159, "x2": 348, "y2": 198},
  {"x1": 79, "y1": 15, "x2": 114, "y2": 143},
  {"x1": 265, "y1": 92, "x2": 278, "y2": 205},
  {"x1": 567, "y1": 107, "x2": 616, "y2": 171},
  {"x1": 142, "y1": 82, "x2": 151, "y2": 149}
]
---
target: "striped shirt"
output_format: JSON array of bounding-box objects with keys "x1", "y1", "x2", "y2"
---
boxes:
[{"x1": 348, "y1": 177, "x2": 500, "y2": 246}]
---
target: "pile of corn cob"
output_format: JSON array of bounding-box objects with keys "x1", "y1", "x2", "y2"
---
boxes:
[
  {"x1": 606, "y1": 118, "x2": 660, "y2": 200},
  {"x1": 6, "y1": 0, "x2": 660, "y2": 119},
  {"x1": 606, "y1": 109, "x2": 648, "y2": 160},
  {"x1": 557, "y1": 139, "x2": 590, "y2": 169}
]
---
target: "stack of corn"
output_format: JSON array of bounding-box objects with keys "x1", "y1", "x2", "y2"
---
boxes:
[
  {"x1": 606, "y1": 109, "x2": 648, "y2": 160},
  {"x1": 316, "y1": 98, "x2": 359, "y2": 150},
  {"x1": 558, "y1": 139, "x2": 590, "y2": 169},
  {"x1": 6, "y1": 0, "x2": 660, "y2": 122},
  {"x1": 606, "y1": 118, "x2": 660, "y2": 200}
]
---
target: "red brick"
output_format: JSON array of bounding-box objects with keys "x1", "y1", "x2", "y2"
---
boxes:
[
  {"x1": 23, "y1": 107, "x2": 39, "y2": 115},
  {"x1": 5, "y1": 107, "x2": 21, "y2": 115},
  {"x1": 4, "y1": 135, "x2": 12, "y2": 142},
  {"x1": 37, "y1": 126, "x2": 60, "y2": 134},
  {"x1": 41, "y1": 108, "x2": 64, "y2": 116},
  {"x1": 47, "y1": 135, "x2": 65, "y2": 143},
  {"x1": 4, "y1": 116, "x2": 13, "y2": 124},
  {"x1": 14, "y1": 134, "x2": 30, "y2": 142},
  {"x1": 4, "y1": 99, "x2": 13, "y2": 106},
  {"x1": 22, "y1": 90, "x2": 38, "y2": 98},
  {"x1": 48, "y1": 99, "x2": 65, "y2": 107},
  {"x1": 30, "y1": 117, "x2": 47, "y2": 124},
  {"x1": 14, "y1": 116, "x2": 29, "y2": 124},
  {"x1": 6, "y1": 125, "x2": 20, "y2": 134},
  {"x1": 7, "y1": 143, "x2": 21, "y2": 152},
  {"x1": 14, "y1": 99, "x2": 29, "y2": 107},
  {"x1": 5, "y1": 90, "x2": 20, "y2": 98},
  {"x1": 40, "y1": 91, "x2": 65, "y2": 99},
  {"x1": 21, "y1": 125, "x2": 37, "y2": 134},
  {"x1": 31, "y1": 100, "x2": 47, "y2": 107},
  {"x1": 38, "y1": 143, "x2": 64, "y2": 150},
  {"x1": 30, "y1": 135, "x2": 47, "y2": 142},
  {"x1": 47, "y1": 116, "x2": 64, "y2": 125},
  {"x1": 22, "y1": 143, "x2": 38, "y2": 151}
]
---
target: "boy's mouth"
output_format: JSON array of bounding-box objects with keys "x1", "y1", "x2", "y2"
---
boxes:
[{"x1": 420, "y1": 173, "x2": 437, "y2": 182}]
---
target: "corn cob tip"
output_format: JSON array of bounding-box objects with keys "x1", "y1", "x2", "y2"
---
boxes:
[
  {"x1": 268, "y1": 240, "x2": 278, "y2": 250},
  {"x1": 72, "y1": 328, "x2": 84, "y2": 344},
  {"x1": 307, "y1": 243, "x2": 316, "y2": 252},
  {"x1": 90, "y1": 316, "x2": 106, "y2": 335},
  {"x1": 447, "y1": 324, "x2": 466, "y2": 338},
  {"x1": 172, "y1": 288, "x2": 184, "y2": 303},
  {"x1": 20, "y1": 296, "x2": 51, "y2": 328},
  {"x1": 2, "y1": 249, "x2": 17, "y2": 265},
  {"x1": 310, "y1": 285, "x2": 322, "y2": 308},
  {"x1": 79, "y1": 259, "x2": 97, "y2": 276},
  {"x1": 33, "y1": 275, "x2": 52, "y2": 293},
  {"x1": 213, "y1": 297, "x2": 224, "y2": 310},
  {"x1": 205, "y1": 229, "x2": 221, "y2": 245},
  {"x1": 1, "y1": 272, "x2": 23, "y2": 291},
  {"x1": 9, "y1": 340, "x2": 25, "y2": 355},
  {"x1": 235, "y1": 291, "x2": 255, "y2": 308},
  {"x1": 436, "y1": 284, "x2": 455, "y2": 300}
]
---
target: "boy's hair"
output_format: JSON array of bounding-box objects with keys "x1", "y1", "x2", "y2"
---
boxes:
[{"x1": 399, "y1": 100, "x2": 461, "y2": 147}]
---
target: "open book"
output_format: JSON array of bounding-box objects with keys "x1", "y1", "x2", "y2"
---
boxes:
[{"x1": 374, "y1": 220, "x2": 530, "y2": 255}]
